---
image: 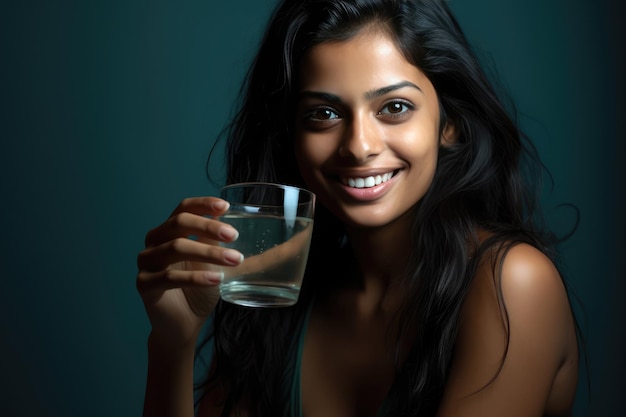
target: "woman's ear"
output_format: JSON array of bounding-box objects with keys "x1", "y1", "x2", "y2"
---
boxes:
[{"x1": 440, "y1": 122, "x2": 458, "y2": 147}]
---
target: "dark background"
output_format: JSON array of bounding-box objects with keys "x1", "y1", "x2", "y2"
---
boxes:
[{"x1": 1, "y1": 0, "x2": 623, "y2": 416}]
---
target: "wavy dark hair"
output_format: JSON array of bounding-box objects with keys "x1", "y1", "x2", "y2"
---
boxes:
[{"x1": 198, "y1": 0, "x2": 581, "y2": 415}]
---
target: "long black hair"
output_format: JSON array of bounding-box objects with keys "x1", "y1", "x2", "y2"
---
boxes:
[{"x1": 200, "y1": 0, "x2": 580, "y2": 415}]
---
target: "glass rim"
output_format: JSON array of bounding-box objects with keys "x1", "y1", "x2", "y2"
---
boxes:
[{"x1": 220, "y1": 182, "x2": 315, "y2": 197}]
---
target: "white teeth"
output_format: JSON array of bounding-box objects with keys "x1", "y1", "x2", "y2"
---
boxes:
[{"x1": 344, "y1": 171, "x2": 394, "y2": 188}]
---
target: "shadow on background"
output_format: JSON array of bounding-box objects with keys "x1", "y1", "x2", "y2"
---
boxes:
[{"x1": 1, "y1": 0, "x2": 623, "y2": 416}]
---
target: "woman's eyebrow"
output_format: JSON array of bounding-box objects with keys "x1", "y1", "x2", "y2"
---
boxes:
[
  {"x1": 298, "y1": 81, "x2": 422, "y2": 103},
  {"x1": 364, "y1": 81, "x2": 423, "y2": 100}
]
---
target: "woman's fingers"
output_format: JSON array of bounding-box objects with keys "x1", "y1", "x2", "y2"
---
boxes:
[
  {"x1": 136, "y1": 267, "x2": 223, "y2": 294},
  {"x1": 169, "y1": 196, "x2": 229, "y2": 218},
  {"x1": 137, "y1": 237, "x2": 243, "y2": 272},
  {"x1": 136, "y1": 196, "x2": 242, "y2": 301},
  {"x1": 145, "y1": 211, "x2": 237, "y2": 247}
]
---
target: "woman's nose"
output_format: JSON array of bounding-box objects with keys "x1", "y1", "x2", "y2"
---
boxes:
[{"x1": 338, "y1": 113, "x2": 385, "y2": 161}]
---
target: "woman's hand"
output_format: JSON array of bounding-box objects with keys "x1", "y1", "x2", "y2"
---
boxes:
[{"x1": 136, "y1": 197, "x2": 243, "y2": 350}]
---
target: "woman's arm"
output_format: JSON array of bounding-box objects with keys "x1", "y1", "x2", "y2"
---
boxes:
[{"x1": 143, "y1": 333, "x2": 198, "y2": 417}]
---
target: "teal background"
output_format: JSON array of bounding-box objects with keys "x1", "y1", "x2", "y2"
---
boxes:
[{"x1": 1, "y1": 0, "x2": 623, "y2": 416}]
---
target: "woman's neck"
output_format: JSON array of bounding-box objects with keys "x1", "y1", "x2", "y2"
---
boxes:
[{"x1": 342, "y1": 216, "x2": 414, "y2": 317}]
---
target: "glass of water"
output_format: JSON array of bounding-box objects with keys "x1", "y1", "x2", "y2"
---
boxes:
[{"x1": 218, "y1": 182, "x2": 316, "y2": 307}]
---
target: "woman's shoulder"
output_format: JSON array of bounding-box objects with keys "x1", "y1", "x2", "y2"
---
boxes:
[
  {"x1": 470, "y1": 229, "x2": 564, "y2": 298},
  {"x1": 475, "y1": 240, "x2": 566, "y2": 309},
  {"x1": 468, "y1": 238, "x2": 572, "y2": 337}
]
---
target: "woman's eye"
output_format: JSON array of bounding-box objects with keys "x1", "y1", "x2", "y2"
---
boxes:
[
  {"x1": 379, "y1": 101, "x2": 413, "y2": 116},
  {"x1": 307, "y1": 107, "x2": 340, "y2": 121}
]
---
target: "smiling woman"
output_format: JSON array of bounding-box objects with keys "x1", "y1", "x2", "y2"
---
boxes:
[
  {"x1": 135, "y1": 1, "x2": 582, "y2": 416},
  {"x1": 295, "y1": 29, "x2": 451, "y2": 228}
]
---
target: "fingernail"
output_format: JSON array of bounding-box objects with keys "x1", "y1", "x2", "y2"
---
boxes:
[
  {"x1": 205, "y1": 271, "x2": 224, "y2": 284},
  {"x1": 219, "y1": 226, "x2": 239, "y2": 241},
  {"x1": 223, "y1": 249, "x2": 244, "y2": 265},
  {"x1": 212, "y1": 200, "x2": 229, "y2": 211}
]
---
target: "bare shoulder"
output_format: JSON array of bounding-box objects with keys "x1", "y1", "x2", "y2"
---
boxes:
[
  {"x1": 470, "y1": 242, "x2": 572, "y2": 326},
  {"x1": 498, "y1": 243, "x2": 565, "y2": 303},
  {"x1": 437, "y1": 242, "x2": 578, "y2": 417}
]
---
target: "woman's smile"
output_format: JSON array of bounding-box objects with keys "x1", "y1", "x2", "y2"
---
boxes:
[{"x1": 341, "y1": 169, "x2": 398, "y2": 189}]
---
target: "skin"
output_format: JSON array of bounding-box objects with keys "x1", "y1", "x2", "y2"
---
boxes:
[{"x1": 137, "y1": 28, "x2": 578, "y2": 417}]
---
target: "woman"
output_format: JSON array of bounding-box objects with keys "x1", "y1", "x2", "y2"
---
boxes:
[{"x1": 137, "y1": 0, "x2": 580, "y2": 416}]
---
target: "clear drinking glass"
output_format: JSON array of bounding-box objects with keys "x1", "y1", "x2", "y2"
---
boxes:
[{"x1": 218, "y1": 182, "x2": 316, "y2": 307}]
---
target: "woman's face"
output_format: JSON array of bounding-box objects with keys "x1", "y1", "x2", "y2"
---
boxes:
[{"x1": 294, "y1": 29, "x2": 454, "y2": 229}]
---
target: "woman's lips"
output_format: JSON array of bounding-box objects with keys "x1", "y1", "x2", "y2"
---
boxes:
[
  {"x1": 335, "y1": 169, "x2": 400, "y2": 201},
  {"x1": 340, "y1": 170, "x2": 397, "y2": 188}
]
